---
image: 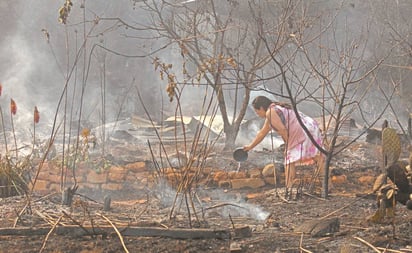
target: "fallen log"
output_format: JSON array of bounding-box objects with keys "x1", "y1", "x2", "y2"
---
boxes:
[{"x1": 0, "y1": 226, "x2": 231, "y2": 239}]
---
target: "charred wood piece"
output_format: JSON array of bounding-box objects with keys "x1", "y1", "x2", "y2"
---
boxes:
[
  {"x1": 0, "y1": 226, "x2": 231, "y2": 239},
  {"x1": 62, "y1": 186, "x2": 78, "y2": 206}
]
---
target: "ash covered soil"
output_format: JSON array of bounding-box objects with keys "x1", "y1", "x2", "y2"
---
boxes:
[{"x1": 0, "y1": 139, "x2": 412, "y2": 253}]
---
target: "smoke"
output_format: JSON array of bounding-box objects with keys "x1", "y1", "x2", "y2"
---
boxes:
[
  {"x1": 0, "y1": 1, "x2": 157, "y2": 140},
  {"x1": 0, "y1": 1, "x2": 64, "y2": 137},
  {"x1": 152, "y1": 179, "x2": 270, "y2": 221}
]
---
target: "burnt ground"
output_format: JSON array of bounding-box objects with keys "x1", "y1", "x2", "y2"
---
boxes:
[{"x1": 0, "y1": 138, "x2": 412, "y2": 253}]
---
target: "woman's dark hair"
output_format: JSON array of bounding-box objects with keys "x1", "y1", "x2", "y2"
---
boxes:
[{"x1": 252, "y1": 96, "x2": 291, "y2": 110}]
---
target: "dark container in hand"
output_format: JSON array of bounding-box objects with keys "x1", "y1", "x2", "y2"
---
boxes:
[{"x1": 233, "y1": 148, "x2": 248, "y2": 162}]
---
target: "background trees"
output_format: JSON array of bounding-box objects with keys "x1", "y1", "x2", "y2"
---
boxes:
[{"x1": 140, "y1": 0, "x2": 291, "y2": 148}]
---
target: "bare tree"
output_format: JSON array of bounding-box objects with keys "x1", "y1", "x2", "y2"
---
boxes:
[{"x1": 141, "y1": 0, "x2": 298, "y2": 148}]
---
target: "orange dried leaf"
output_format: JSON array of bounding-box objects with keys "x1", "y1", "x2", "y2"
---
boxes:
[
  {"x1": 0, "y1": 83, "x2": 2, "y2": 96},
  {"x1": 34, "y1": 106, "x2": 40, "y2": 124},
  {"x1": 10, "y1": 99, "x2": 17, "y2": 115},
  {"x1": 81, "y1": 128, "x2": 90, "y2": 138},
  {"x1": 226, "y1": 58, "x2": 237, "y2": 68}
]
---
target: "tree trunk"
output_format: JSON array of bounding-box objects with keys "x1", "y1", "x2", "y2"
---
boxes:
[
  {"x1": 224, "y1": 126, "x2": 238, "y2": 150},
  {"x1": 321, "y1": 154, "x2": 332, "y2": 198}
]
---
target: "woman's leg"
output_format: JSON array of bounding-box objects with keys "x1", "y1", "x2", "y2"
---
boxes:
[
  {"x1": 285, "y1": 162, "x2": 296, "y2": 189},
  {"x1": 284, "y1": 162, "x2": 296, "y2": 199}
]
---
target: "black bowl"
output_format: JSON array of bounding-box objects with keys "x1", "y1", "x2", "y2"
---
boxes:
[{"x1": 233, "y1": 148, "x2": 248, "y2": 162}]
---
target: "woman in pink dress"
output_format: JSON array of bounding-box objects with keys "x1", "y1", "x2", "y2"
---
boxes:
[{"x1": 243, "y1": 96, "x2": 324, "y2": 197}]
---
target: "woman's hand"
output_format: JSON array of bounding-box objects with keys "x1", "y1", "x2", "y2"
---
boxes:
[{"x1": 243, "y1": 145, "x2": 253, "y2": 152}]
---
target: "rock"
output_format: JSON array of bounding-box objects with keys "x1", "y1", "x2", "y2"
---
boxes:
[
  {"x1": 108, "y1": 166, "x2": 127, "y2": 182},
  {"x1": 358, "y1": 175, "x2": 375, "y2": 185},
  {"x1": 218, "y1": 180, "x2": 231, "y2": 188},
  {"x1": 214, "y1": 171, "x2": 229, "y2": 182},
  {"x1": 245, "y1": 193, "x2": 265, "y2": 200},
  {"x1": 331, "y1": 175, "x2": 347, "y2": 185},
  {"x1": 228, "y1": 171, "x2": 247, "y2": 179},
  {"x1": 295, "y1": 217, "x2": 340, "y2": 237},
  {"x1": 231, "y1": 178, "x2": 266, "y2": 189},
  {"x1": 125, "y1": 162, "x2": 146, "y2": 173},
  {"x1": 406, "y1": 200, "x2": 412, "y2": 210},
  {"x1": 248, "y1": 168, "x2": 262, "y2": 178},
  {"x1": 262, "y1": 164, "x2": 275, "y2": 177},
  {"x1": 263, "y1": 176, "x2": 276, "y2": 185},
  {"x1": 230, "y1": 242, "x2": 243, "y2": 252},
  {"x1": 233, "y1": 226, "x2": 252, "y2": 238}
]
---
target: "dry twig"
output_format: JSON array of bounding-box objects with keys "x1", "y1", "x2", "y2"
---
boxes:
[
  {"x1": 13, "y1": 202, "x2": 30, "y2": 227},
  {"x1": 61, "y1": 210, "x2": 93, "y2": 237},
  {"x1": 34, "y1": 209, "x2": 56, "y2": 226},
  {"x1": 353, "y1": 236, "x2": 381, "y2": 253},
  {"x1": 39, "y1": 215, "x2": 63, "y2": 253},
  {"x1": 320, "y1": 193, "x2": 373, "y2": 220},
  {"x1": 199, "y1": 202, "x2": 248, "y2": 213},
  {"x1": 299, "y1": 232, "x2": 313, "y2": 253},
  {"x1": 97, "y1": 213, "x2": 130, "y2": 253}
]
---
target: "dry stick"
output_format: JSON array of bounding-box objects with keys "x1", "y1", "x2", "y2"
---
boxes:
[
  {"x1": 39, "y1": 215, "x2": 63, "y2": 253},
  {"x1": 0, "y1": 107, "x2": 9, "y2": 154},
  {"x1": 277, "y1": 193, "x2": 291, "y2": 203},
  {"x1": 303, "y1": 191, "x2": 326, "y2": 201},
  {"x1": 299, "y1": 232, "x2": 313, "y2": 253},
  {"x1": 13, "y1": 202, "x2": 30, "y2": 227},
  {"x1": 195, "y1": 202, "x2": 248, "y2": 215},
  {"x1": 10, "y1": 113, "x2": 18, "y2": 159},
  {"x1": 34, "y1": 192, "x2": 58, "y2": 203},
  {"x1": 308, "y1": 164, "x2": 321, "y2": 193},
  {"x1": 179, "y1": 169, "x2": 195, "y2": 226},
  {"x1": 300, "y1": 246, "x2": 313, "y2": 253},
  {"x1": 174, "y1": 85, "x2": 216, "y2": 223},
  {"x1": 194, "y1": 191, "x2": 205, "y2": 219},
  {"x1": 158, "y1": 223, "x2": 169, "y2": 229},
  {"x1": 184, "y1": 192, "x2": 192, "y2": 228},
  {"x1": 34, "y1": 210, "x2": 56, "y2": 226},
  {"x1": 136, "y1": 89, "x2": 178, "y2": 218},
  {"x1": 353, "y1": 236, "x2": 381, "y2": 253},
  {"x1": 188, "y1": 180, "x2": 201, "y2": 225},
  {"x1": 399, "y1": 249, "x2": 412, "y2": 253},
  {"x1": 319, "y1": 193, "x2": 374, "y2": 220},
  {"x1": 12, "y1": 208, "x2": 23, "y2": 227},
  {"x1": 61, "y1": 210, "x2": 93, "y2": 237},
  {"x1": 97, "y1": 213, "x2": 130, "y2": 253},
  {"x1": 228, "y1": 214, "x2": 236, "y2": 229},
  {"x1": 147, "y1": 140, "x2": 162, "y2": 181}
]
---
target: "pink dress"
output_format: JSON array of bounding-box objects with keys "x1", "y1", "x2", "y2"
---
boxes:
[{"x1": 272, "y1": 105, "x2": 323, "y2": 165}]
